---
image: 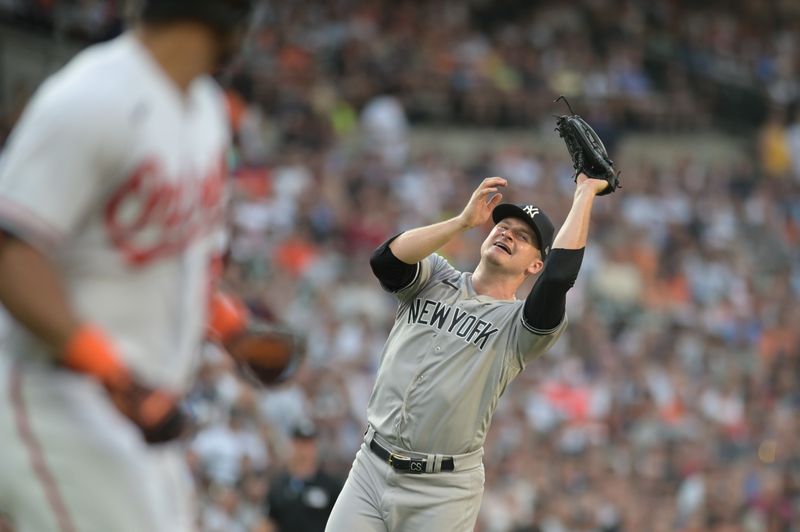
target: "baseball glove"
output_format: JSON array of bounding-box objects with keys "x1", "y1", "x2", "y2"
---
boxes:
[
  {"x1": 554, "y1": 96, "x2": 620, "y2": 195},
  {"x1": 224, "y1": 323, "x2": 304, "y2": 387},
  {"x1": 106, "y1": 381, "x2": 187, "y2": 444}
]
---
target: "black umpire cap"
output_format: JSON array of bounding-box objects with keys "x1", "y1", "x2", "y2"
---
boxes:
[
  {"x1": 292, "y1": 421, "x2": 318, "y2": 440},
  {"x1": 491, "y1": 203, "x2": 555, "y2": 259}
]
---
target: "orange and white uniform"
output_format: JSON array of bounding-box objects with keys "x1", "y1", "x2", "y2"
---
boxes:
[{"x1": 0, "y1": 33, "x2": 229, "y2": 532}]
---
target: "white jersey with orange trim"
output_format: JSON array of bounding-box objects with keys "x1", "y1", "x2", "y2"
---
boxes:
[
  {"x1": 0, "y1": 33, "x2": 229, "y2": 393},
  {"x1": 0, "y1": 32, "x2": 230, "y2": 532}
]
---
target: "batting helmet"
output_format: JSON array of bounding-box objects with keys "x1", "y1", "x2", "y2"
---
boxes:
[{"x1": 138, "y1": 0, "x2": 254, "y2": 35}]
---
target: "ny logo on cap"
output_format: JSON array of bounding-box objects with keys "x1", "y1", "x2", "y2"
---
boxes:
[{"x1": 523, "y1": 205, "x2": 539, "y2": 219}]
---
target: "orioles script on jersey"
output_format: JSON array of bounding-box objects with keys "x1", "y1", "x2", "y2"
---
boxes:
[
  {"x1": 407, "y1": 298, "x2": 499, "y2": 350},
  {"x1": 104, "y1": 156, "x2": 225, "y2": 266}
]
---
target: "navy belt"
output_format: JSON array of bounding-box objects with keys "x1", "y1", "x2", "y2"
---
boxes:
[{"x1": 369, "y1": 438, "x2": 454, "y2": 474}]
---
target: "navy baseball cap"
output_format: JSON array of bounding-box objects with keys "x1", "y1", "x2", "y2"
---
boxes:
[{"x1": 491, "y1": 203, "x2": 555, "y2": 259}]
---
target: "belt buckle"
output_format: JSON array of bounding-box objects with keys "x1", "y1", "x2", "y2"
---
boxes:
[{"x1": 388, "y1": 452, "x2": 409, "y2": 468}]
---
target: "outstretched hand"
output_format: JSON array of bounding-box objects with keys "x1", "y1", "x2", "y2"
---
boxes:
[
  {"x1": 576, "y1": 172, "x2": 609, "y2": 195},
  {"x1": 458, "y1": 177, "x2": 507, "y2": 229}
]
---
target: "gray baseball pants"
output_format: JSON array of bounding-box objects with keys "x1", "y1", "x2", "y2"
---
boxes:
[{"x1": 325, "y1": 428, "x2": 485, "y2": 532}]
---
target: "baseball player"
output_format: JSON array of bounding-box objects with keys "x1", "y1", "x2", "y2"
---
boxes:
[
  {"x1": 0, "y1": 1, "x2": 254, "y2": 531},
  {"x1": 326, "y1": 174, "x2": 610, "y2": 531}
]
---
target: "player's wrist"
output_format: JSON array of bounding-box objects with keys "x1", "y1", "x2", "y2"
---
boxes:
[
  {"x1": 455, "y1": 212, "x2": 481, "y2": 231},
  {"x1": 575, "y1": 180, "x2": 600, "y2": 198},
  {"x1": 208, "y1": 290, "x2": 249, "y2": 344},
  {"x1": 61, "y1": 323, "x2": 129, "y2": 387},
  {"x1": 63, "y1": 324, "x2": 186, "y2": 444}
]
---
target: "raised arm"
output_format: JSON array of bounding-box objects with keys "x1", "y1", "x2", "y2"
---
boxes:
[
  {"x1": 522, "y1": 174, "x2": 608, "y2": 332},
  {"x1": 551, "y1": 173, "x2": 607, "y2": 249},
  {"x1": 388, "y1": 177, "x2": 507, "y2": 263},
  {"x1": 370, "y1": 177, "x2": 506, "y2": 292}
]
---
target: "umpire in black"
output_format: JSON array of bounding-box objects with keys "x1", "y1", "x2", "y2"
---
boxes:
[{"x1": 266, "y1": 422, "x2": 344, "y2": 532}]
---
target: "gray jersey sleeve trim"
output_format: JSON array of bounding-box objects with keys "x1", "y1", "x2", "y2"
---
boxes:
[{"x1": 520, "y1": 315, "x2": 564, "y2": 336}]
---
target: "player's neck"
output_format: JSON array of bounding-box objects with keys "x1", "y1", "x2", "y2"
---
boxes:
[
  {"x1": 134, "y1": 24, "x2": 217, "y2": 92},
  {"x1": 471, "y1": 264, "x2": 522, "y2": 301}
]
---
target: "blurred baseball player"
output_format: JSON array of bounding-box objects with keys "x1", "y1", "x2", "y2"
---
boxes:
[
  {"x1": 0, "y1": 1, "x2": 254, "y2": 531},
  {"x1": 326, "y1": 174, "x2": 609, "y2": 531}
]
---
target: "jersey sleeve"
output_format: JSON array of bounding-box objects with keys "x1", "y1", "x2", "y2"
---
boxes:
[
  {"x1": 0, "y1": 77, "x2": 119, "y2": 252},
  {"x1": 370, "y1": 234, "x2": 419, "y2": 292},
  {"x1": 508, "y1": 303, "x2": 568, "y2": 369},
  {"x1": 394, "y1": 253, "x2": 458, "y2": 303}
]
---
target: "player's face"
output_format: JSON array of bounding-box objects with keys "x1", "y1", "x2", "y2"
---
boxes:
[
  {"x1": 481, "y1": 218, "x2": 543, "y2": 275},
  {"x1": 291, "y1": 437, "x2": 318, "y2": 468}
]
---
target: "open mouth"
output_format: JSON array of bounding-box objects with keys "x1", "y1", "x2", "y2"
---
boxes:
[{"x1": 493, "y1": 241, "x2": 511, "y2": 255}]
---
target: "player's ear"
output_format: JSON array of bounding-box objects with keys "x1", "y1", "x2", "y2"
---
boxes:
[{"x1": 525, "y1": 258, "x2": 544, "y2": 276}]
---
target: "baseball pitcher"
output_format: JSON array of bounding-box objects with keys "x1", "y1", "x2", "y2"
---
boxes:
[
  {"x1": 326, "y1": 171, "x2": 613, "y2": 532},
  {"x1": 0, "y1": 2, "x2": 254, "y2": 531}
]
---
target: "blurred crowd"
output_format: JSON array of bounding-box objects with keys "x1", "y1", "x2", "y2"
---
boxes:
[
  {"x1": 186, "y1": 93, "x2": 799, "y2": 531},
  {"x1": 4, "y1": 0, "x2": 800, "y2": 133},
  {"x1": 1, "y1": 1, "x2": 800, "y2": 532}
]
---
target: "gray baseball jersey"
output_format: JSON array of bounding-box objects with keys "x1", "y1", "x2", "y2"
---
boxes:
[{"x1": 366, "y1": 252, "x2": 566, "y2": 456}]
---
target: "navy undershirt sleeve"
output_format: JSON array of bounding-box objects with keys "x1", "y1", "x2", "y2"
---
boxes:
[
  {"x1": 369, "y1": 233, "x2": 418, "y2": 292},
  {"x1": 523, "y1": 248, "x2": 585, "y2": 332}
]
